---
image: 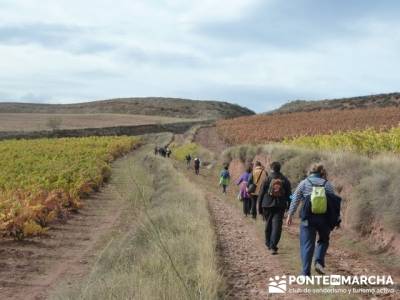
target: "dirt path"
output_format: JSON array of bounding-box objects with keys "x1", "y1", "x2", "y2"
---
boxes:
[
  {"x1": 207, "y1": 192, "x2": 291, "y2": 299},
  {"x1": 0, "y1": 154, "x2": 134, "y2": 300},
  {"x1": 194, "y1": 126, "x2": 228, "y2": 154},
  {"x1": 190, "y1": 127, "x2": 400, "y2": 299}
]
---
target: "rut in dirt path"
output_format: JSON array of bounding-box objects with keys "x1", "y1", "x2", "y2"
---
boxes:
[{"x1": 207, "y1": 192, "x2": 305, "y2": 300}]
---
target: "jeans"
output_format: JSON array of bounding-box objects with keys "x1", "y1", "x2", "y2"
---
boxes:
[
  {"x1": 243, "y1": 197, "x2": 251, "y2": 215},
  {"x1": 263, "y1": 207, "x2": 285, "y2": 250},
  {"x1": 222, "y1": 185, "x2": 227, "y2": 193},
  {"x1": 299, "y1": 219, "x2": 331, "y2": 276},
  {"x1": 250, "y1": 196, "x2": 258, "y2": 218}
]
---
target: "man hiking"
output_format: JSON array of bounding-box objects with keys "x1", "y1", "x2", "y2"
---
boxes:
[
  {"x1": 286, "y1": 164, "x2": 341, "y2": 276},
  {"x1": 194, "y1": 157, "x2": 200, "y2": 175},
  {"x1": 219, "y1": 164, "x2": 230, "y2": 194},
  {"x1": 247, "y1": 161, "x2": 267, "y2": 219},
  {"x1": 236, "y1": 164, "x2": 253, "y2": 216},
  {"x1": 258, "y1": 161, "x2": 291, "y2": 255},
  {"x1": 185, "y1": 154, "x2": 192, "y2": 167}
]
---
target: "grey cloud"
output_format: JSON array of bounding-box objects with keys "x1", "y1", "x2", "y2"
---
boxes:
[{"x1": 0, "y1": 23, "x2": 116, "y2": 54}]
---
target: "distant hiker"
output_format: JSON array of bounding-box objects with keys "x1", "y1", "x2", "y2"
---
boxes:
[
  {"x1": 159, "y1": 147, "x2": 167, "y2": 157},
  {"x1": 194, "y1": 157, "x2": 201, "y2": 175},
  {"x1": 154, "y1": 146, "x2": 159, "y2": 155},
  {"x1": 286, "y1": 164, "x2": 341, "y2": 276},
  {"x1": 247, "y1": 161, "x2": 267, "y2": 219},
  {"x1": 258, "y1": 162, "x2": 292, "y2": 255},
  {"x1": 185, "y1": 154, "x2": 192, "y2": 167},
  {"x1": 219, "y1": 164, "x2": 231, "y2": 194},
  {"x1": 166, "y1": 147, "x2": 172, "y2": 158},
  {"x1": 236, "y1": 164, "x2": 253, "y2": 216}
]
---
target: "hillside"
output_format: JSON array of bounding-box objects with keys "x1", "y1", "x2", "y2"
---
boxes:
[
  {"x1": 0, "y1": 97, "x2": 254, "y2": 120},
  {"x1": 271, "y1": 92, "x2": 400, "y2": 114}
]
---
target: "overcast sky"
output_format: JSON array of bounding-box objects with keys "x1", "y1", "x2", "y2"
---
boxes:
[{"x1": 0, "y1": 0, "x2": 399, "y2": 112}]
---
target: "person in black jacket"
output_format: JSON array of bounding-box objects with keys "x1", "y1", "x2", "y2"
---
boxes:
[{"x1": 258, "y1": 161, "x2": 291, "y2": 255}]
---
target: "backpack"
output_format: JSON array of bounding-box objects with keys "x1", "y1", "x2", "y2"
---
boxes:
[
  {"x1": 268, "y1": 177, "x2": 285, "y2": 198},
  {"x1": 221, "y1": 170, "x2": 230, "y2": 179},
  {"x1": 308, "y1": 179, "x2": 327, "y2": 214}
]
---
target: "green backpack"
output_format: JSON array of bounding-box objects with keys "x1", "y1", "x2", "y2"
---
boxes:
[{"x1": 308, "y1": 179, "x2": 327, "y2": 214}]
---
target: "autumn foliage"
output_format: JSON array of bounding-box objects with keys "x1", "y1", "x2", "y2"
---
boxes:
[
  {"x1": 216, "y1": 107, "x2": 400, "y2": 145},
  {"x1": 0, "y1": 136, "x2": 140, "y2": 239}
]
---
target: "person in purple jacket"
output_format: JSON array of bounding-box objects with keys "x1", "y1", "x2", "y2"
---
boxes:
[{"x1": 236, "y1": 164, "x2": 253, "y2": 216}]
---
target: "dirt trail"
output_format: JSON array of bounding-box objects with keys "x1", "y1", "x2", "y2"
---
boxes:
[
  {"x1": 191, "y1": 126, "x2": 399, "y2": 299},
  {"x1": 207, "y1": 192, "x2": 290, "y2": 299},
  {"x1": 0, "y1": 154, "x2": 134, "y2": 300}
]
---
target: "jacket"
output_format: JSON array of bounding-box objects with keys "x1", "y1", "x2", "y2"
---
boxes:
[
  {"x1": 257, "y1": 171, "x2": 292, "y2": 209},
  {"x1": 236, "y1": 172, "x2": 251, "y2": 199},
  {"x1": 247, "y1": 166, "x2": 267, "y2": 196}
]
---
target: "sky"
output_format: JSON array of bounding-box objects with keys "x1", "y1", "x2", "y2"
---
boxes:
[{"x1": 0, "y1": 0, "x2": 399, "y2": 112}]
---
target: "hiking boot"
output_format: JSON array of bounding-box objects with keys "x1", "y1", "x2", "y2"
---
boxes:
[
  {"x1": 315, "y1": 262, "x2": 325, "y2": 275},
  {"x1": 271, "y1": 248, "x2": 278, "y2": 255}
]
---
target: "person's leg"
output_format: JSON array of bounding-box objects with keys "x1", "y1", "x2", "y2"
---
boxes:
[
  {"x1": 250, "y1": 196, "x2": 257, "y2": 219},
  {"x1": 270, "y1": 208, "x2": 285, "y2": 251},
  {"x1": 223, "y1": 185, "x2": 227, "y2": 193},
  {"x1": 263, "y1": 209, "x2": 273, "y2": 249},
  {"x1": 245, "y1": 198, "x2": 251, "y2": 215},
  {"x1": 314, "y1": 223, "x2": 331, "y2": 268},
  {"x1": 300, "y1": 223, "x2": 317, "y2": 276}
]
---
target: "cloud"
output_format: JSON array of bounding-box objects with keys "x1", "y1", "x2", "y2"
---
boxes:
[{"x1": 0, "y1": 0, "x2": 399, "y2": 112}]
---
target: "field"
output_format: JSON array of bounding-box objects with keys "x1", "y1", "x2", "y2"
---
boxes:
[
  {"x1": 216, "y1": 106, "x2": 400, "y2": 144},
  {"x1": 0, "y1": 113, "x2": 194, "y2": 132},
  {"x1": 285, "y1": 127, "x2": 400, "y2": 155},
  {"x1": 0, "y1": 136, "x2": 139, "y2": 239}
]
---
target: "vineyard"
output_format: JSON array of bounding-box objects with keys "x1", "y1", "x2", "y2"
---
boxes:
[
  {"x1": 216, "y1": 107, "x2": 400, "y2": 144},
  {"x1": 0, "y1": 136, "x2": 139, "y2": 239},
  {"x1": 284, "y1": 127, "x2": 400, "y2": 155}
]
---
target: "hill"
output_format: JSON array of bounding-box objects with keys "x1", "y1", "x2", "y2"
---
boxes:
[
  {"x1": 270, "y1": 92, "x2": 400, "y2": 114},
  {"x1": 0, "y1": 97, "x2": 255, "y2": 120}
]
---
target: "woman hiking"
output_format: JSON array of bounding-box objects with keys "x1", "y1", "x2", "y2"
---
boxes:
[
  {"x1": 286, "y1": 164, "x2": 341, "y2": 276},
  {"x1": 247, "y1": 161, "x2": 267, "y2": 219},
  {"x1": 219, "y1": 164, "x2": 231, "y2": 194},
  {"x1": 236, "y1": 164, "x2": 253, "y2": 216},
  {"x1": 258, "y1": 161, "x2": 292, "y2": 255}
]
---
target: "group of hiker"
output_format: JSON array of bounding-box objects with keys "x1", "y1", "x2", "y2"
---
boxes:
[
  {"x1": 154, "y1": 146, "x2": 172, "y2": 158},
  {"x1": 219, "y1": 161, "x2": 341, "y2": 276},
  {"x1": 185, "y1": 154, "x2": 201, "y2": 175}
]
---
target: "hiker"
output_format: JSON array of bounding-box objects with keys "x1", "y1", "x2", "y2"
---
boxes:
[
  {"x1": 219, "y1": 164, "x2": 230, "y2": 194},
  {"x1": 236, "y1": 164, "x2": 253, "y2": 216},
  {"x1": 159, "y1": 147, "x2": 166, "y2": 157},
  {"x1": 258, "y1": 162, "x2": 292, "y2": 255},
  {"x1": 166, "y1": 147, "x2": 172, "y2": 158},
  {"x1": 247, "y1": 161, "x2": 267, "y2": 219},
  {"x1": 185, "y1": 154, "x2": 192, "y2": 167},
  {"x1": 194, "y1": 157, "x2": 201, "y2": 175},
  {"x1": 286, "y1": 164, "x2": 341, "y2": 276}
]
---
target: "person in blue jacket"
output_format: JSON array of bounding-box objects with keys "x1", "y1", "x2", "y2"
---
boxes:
[{"x1": 286, "y1": 164, "x2": 341, "y2": 276}]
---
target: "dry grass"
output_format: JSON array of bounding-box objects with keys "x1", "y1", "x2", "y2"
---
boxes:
[
  {"x1": 0, "y1": 113, "x2": 194, "y2": 132},
  {"x1": 51, "y1": 138, "x2": 221, "y2": 300},
  {"x1": 223, "y1": 144, "x2": 400, "y2": 236}
]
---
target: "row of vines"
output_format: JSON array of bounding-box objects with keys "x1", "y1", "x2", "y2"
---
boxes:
[
  {"x1": 284, "y1": 127, "x2": 400, "y2": 155},
  {"x1": 216, "y1": 107, "x2": 400, "y2": 144},
  {"x1": 0, "y1": 136, "x2": 140, "y2": 239}
]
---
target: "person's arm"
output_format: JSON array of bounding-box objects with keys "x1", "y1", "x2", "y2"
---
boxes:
[
  {"x1": 236, "y1": 174, "x2": 244, "y2": 185},
  {"x1": 286, "y1": 180, "x2": 305, "y2": 225},
  {"x1": 284, "y1": 178, "x2": 292, "y2": 210},
  {"x1": 325, "y1": 181, "x2": 335, "y2": 194},
  {"x1": 257, "y1": 178, "x2": 268, "y2": 214}
]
